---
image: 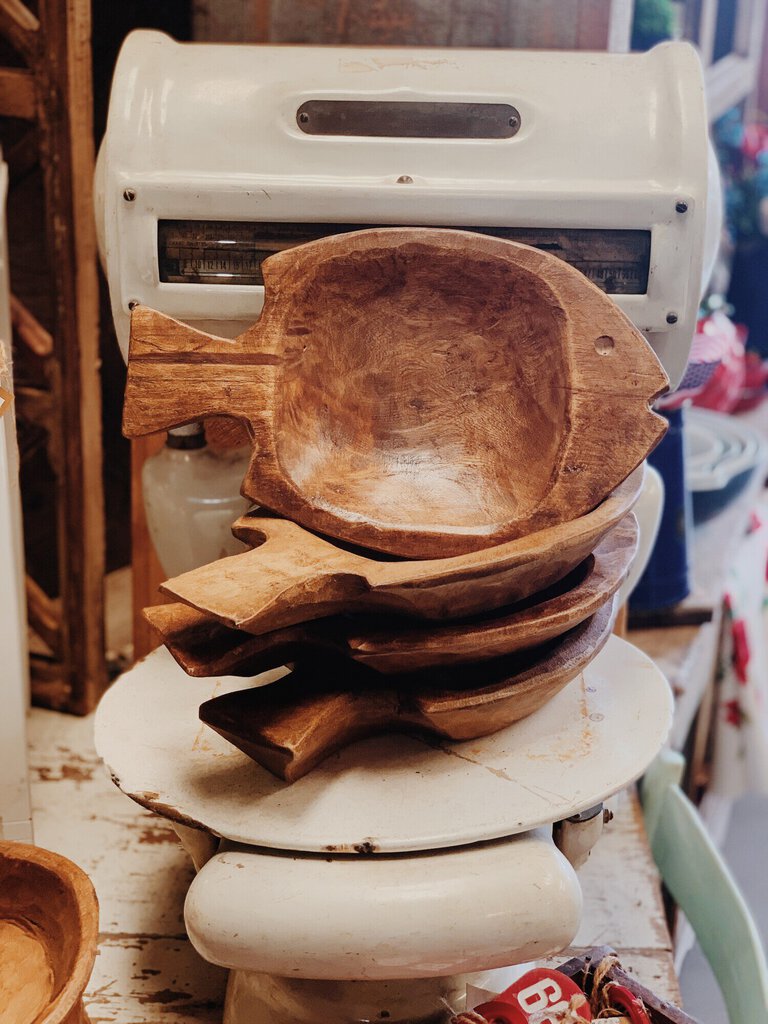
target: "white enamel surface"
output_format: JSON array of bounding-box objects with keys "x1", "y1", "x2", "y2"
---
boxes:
[
  {"x1": 0, "y1": 155, "x2": 33, "y2": 843},
  {"x1": 95, "y1": 636, "x2": 673, "y2": 853},
  {"x1": 617, "y1": 462, "x2": 664, "y2": 605},
  {"x1": 185, "y1": 828, "x2": 581, "y2": 979},
  {"x1": 96, "y1": 32, "x2": 709, "y2": 385}
]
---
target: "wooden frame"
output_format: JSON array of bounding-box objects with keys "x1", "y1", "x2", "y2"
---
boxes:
[
  {"x1": 685, "y1": 0, "x2": 768, "y2": 119},
  {"x1": 192, "y1": 0, "x2": 634, "y2": 50},
  {"x1": 0, "y1": 0, "x2": 107, "y2": 714}
]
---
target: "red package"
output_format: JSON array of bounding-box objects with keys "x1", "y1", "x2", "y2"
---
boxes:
[{"x1": 473, "y1": 968, "x2": 592, "y2": 1023}]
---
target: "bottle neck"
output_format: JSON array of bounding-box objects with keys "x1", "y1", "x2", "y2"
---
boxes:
[{"x1": 166, "y1": 423, "x2": 206, "y2": 450}]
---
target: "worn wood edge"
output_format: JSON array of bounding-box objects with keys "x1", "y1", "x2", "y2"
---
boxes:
[
  {"x1": 11, "y1": 292, "x2": 54, "y2": 357},
  {"x1": 25, "y1": 573, "x2": 62, "y2": 657},
  {"x1": 413, "y1": 599, "x2": 616, "y2": 715},
  {"x1": 144, "y1": 515, "x2": 636, "y2": 679},
  {"x1": 159, "y1": 468, "x2": 642, "y2": 633},
  {"x1": 0, "y1": 0, "x2": 40, "y2": 64},
  {"x1": 0, "y1": 840, "x2": 99, "y2": 1024},
  {"x1": 0, "y1": 65, "x2": 36, "y2": 119},
  {"x1": 36, "y1": 0, "x2": 107, "y2": 713},
  {"x1": 198, "y1": 600, "x2": 617, "y2": 781},
  {"x1": 251, "y1": 228, "x2": 669, "y2": 554},
  {"x1": 283, "y1": 231, "x2": 667, "y2": 553},
  {"x1": 556, "y1": 945, "x2": 695, "y2": 1023}
]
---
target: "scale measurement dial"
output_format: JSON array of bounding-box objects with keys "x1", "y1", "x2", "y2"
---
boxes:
[{"x1": 158, "y1": 220, "x2": 651, "y2": 295}]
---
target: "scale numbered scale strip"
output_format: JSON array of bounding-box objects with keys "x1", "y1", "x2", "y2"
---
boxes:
[{"x1": 157, "y1": 220, "x2": 651, "y2": 295}]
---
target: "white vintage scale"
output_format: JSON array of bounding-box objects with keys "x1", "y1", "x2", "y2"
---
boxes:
[{"x1": 95, "y1": 31, "x2": 712, "y2": 1024}]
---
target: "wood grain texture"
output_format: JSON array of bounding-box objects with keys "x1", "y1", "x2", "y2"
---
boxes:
[
  {"x1": 25, "y1": 573, "x2": 62, "y2": 658},
  {"x1": 147, "y1": 513, "x2": 637, "y2": 677},
  {"x1": 0, "y1": 841, "x2": 98, "y2": 1024},
  {"x1": 29, "y1": 0, "x2": 106, "y2": 713},
  {"x1": 557, "y1": 946, "x2": 693, "y2": 1023},
  {"x1": 0, "y1": 0, "x2": 40, "y2": 63},
  {"x1": 0, "y1": 67, "x2": 35, "y2": 119},
  {"x1": 200, "y1": 599, "x2": 615, "y2": 781},
  {"x1": 266, "y1": 0, "x2": 621, "y2": 49},
  {"x1": 123, "y1": 228, "x2": 667, "y2": 558},
  {"x1": 11, "y1": 293, "x2": 54, "y2": 358},
  {"x1": 160, "y1": 467, "x2": 643, "y2": 635}
]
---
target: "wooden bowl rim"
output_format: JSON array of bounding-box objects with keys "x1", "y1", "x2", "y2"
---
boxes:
[
  {"x1": 252, "y1": 227, "x2": 667, "y2": 553},
  {"x1": 0, "y1": 840, "x2": 98, "y2": 1024}
]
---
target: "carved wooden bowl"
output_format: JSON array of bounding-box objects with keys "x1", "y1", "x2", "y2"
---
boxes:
[
  {"x1": 199, "y1": 599, "x2": 617, "y2": 782},
  {"x1": 158, "y1": 467, "x2": 644, "y2": 635},
  {"x1": 0, "y1": 842, "x2": 98, "y2": 1024},
  {"x1": 147, "y1": 514, "x2": 637, "y2": 679},
  {"x1": 123, "y1": 228, "x2": 667, "y2": 558}
]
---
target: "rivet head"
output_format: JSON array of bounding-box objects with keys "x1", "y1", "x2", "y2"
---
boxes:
[
  {"x1": 298, "y1": 111, "x2": 310, "y2": 125},
  {"x1": 666, "y1": 312, "x2": 678, "y2": 325},
  {"x1": 396, "y1": 175, "x2": 413, "y2": 184},
  {"x1": 675, "y1": 200, "x2": 688, "y2": 214},
  {"x1": 123, "y1": 189, "x2": 136, "y2": 202}
]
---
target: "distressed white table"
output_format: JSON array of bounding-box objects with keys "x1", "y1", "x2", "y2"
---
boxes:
[{"x1": 28, "y1": 704, "x2": 680, "y2": 1022}]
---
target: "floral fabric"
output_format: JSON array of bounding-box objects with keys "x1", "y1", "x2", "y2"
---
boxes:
[{"x1": 711, "y1": 503, "x2": 768, "y2": 796}]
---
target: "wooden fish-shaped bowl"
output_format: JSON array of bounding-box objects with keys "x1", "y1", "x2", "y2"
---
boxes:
[
  {"x1": 159, "y1": 467, "x2": 643, "y2": 636},
  {"x1": 200, "y1": 599, "x2": 616, "y2": 783},
  {"x1": 0, "y1": 842, "x2": 98, "y2": 1024},
  {"x1": 123, "y1": 228, "x2": 667, "y2": 559},
  {"x1": 147, "y1": 514, "x2": 637, "y2": 679}
]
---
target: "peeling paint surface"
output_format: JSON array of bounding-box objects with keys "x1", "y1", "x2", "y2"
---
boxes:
[{"x1": 28, "y1": 709, "x2": 226, "y2": 1022}]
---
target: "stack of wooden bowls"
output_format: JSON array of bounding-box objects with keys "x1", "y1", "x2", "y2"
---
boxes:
[{"x1": 127, "y1": 228, "x2": 668, "y2": 782}]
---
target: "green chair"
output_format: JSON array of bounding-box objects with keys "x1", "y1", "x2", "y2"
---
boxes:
[{"x1": 641, "y1": 749, "x2": 768, "y2": 1023}]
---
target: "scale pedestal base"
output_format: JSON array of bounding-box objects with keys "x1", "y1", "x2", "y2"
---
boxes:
[
  {"x1": 224, "y1": 971, "x2": 499, "y2": 1024},
  {"x1": 95, "y1": 637, "x2": 674, "y2": 1024}
]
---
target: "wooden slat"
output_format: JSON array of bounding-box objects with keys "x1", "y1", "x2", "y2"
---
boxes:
[
  {"x1": 29, "y1": 657, "x2": 72, "y2": 711},
  {"x1": 13, "y1": 386, "x2": 54, "y2": 432},
  {"x1": 4, "y1": 126, "x2": 37, "y2": 185},
  {"x1": 0, "y1": 66, "x2": 35, "y2": 119},
  {"x1": 25, "y1": 573, "x2": 61, "y2": 657},
  {"x1": 0, "y1": 0, "x2": 40, "y2": 64},
  {"x1": 193, "y1": 0, "x2": 272, "y2": 42},
  {"x1": 33, "y1": 0, "x2": 106, "y2": 714},
  {"x1": 261, "y1": 0, "x2": 623, "y2": 48},
  {"x1": 11, "y1": 293, "x2": 53, "y2": 357}
]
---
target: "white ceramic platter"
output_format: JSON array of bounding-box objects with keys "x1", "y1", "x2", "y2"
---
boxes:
[
  {"x1": 685, "y1": 408, "x2": 766, "y2": 492},
  {"x1": 95, "y1": 636, "x2": 672, "y2": 854}
]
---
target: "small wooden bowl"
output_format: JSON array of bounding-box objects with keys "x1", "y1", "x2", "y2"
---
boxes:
[{"x1": 0, "y1": 841, "x2": 98, "y2": 1024}]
